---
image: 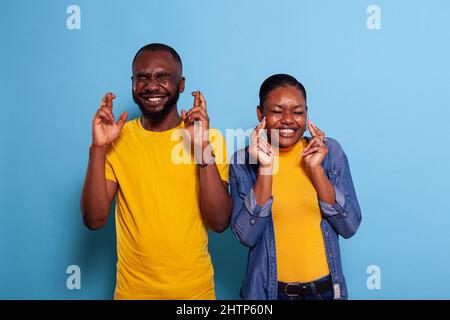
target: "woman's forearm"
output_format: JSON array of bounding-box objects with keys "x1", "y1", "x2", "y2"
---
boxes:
[
  {"x1": 309, "y1": 166, "x2": 335, "y2": 205},
  {"x1": 253, "y1": 166, "x2": 273, "y2": 206}
]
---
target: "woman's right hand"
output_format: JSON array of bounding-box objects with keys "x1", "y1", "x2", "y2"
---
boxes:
[
  {"x1": 249, "y1": 117, "x2": 274, "y2": 168},
  {"x1": 92, "y1": 92, "x2": 128, "y2": 147}
]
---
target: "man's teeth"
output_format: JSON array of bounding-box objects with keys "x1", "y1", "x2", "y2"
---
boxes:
[{"x1": 145, "y1": 97, "x2": 164, "y2": 102}]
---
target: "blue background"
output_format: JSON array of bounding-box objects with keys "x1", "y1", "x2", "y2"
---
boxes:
[{"x1": 1, "y1": 0, "x2": 450, "y2": 299}]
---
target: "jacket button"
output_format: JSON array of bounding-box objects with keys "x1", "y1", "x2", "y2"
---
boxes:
[
  {"x1": 342, "y1": 212, "x2": 348, "y2": 217},
  {"x1": 250, "y1": 218, "x2": 256, "y2": 225}
]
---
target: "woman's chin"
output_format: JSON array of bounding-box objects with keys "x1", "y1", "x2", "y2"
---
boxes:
[{"x1": 277, "y1": 136, "x2": 302, "y2": 149}]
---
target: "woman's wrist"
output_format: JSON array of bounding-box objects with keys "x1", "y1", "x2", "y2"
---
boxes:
[
  {"x1": 258, "y1": 163, "x2": 273, "y2": 176},
  {"x1": 308, "y1": 165, "x2": 325, "y2": 177}
]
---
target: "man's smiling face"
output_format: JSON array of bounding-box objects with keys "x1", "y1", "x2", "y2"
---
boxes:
[{"x1": 132, "y1": 50, "x2": 185, "y2": 121}]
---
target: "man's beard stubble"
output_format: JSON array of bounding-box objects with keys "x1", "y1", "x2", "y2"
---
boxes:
[{"x1": 133, "y1": 90, "x2": 180, "y2": 122}]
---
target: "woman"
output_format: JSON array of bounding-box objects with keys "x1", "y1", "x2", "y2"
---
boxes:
[{"x1": 229, "y1": 74, "x2": 361, "y2": 300}]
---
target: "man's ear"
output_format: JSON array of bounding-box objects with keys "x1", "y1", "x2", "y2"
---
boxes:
[
  {"x1": 179, "y1": 77, "x2": 185, "y2": 93},
  {"x1": 256, "y1": 106, "x2": 264, "y2": 122}
]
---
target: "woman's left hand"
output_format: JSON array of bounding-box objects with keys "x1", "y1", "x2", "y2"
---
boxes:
[{"x1": 302, "y1": 119, "x2": 328, "y2": 170}]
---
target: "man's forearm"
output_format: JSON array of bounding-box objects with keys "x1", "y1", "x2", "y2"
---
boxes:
[
  {"x1": 198, "y1": 163, "x2": 231, "y2": 233},
  {"x1": 80, "y1": 145, "x2": 112, "y2": 229}
]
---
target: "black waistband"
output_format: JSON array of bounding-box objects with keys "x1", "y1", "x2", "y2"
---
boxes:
[{"x1": 278, "y1": 276, "x2": 333, "y2": 297}]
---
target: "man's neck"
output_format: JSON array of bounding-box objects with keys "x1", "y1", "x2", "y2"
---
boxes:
[{"x1": 141, "y1": 107, "x2": 181, "y2": 132}]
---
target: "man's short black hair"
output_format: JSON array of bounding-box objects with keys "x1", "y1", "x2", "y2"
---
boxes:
[
  {"x1": 259, "y1": 74, "x2": 307, "y2": 107},
  {"x1": 132, "y1": 43, "x2": 183, "y2": 71}
]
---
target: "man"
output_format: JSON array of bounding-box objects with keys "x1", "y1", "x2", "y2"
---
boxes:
[{"x1": 80, "y1": 43, "x2": 231, "y2": 299}]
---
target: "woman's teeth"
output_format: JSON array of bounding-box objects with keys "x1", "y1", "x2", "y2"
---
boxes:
[{"x1": 279, "y1": 129, "x2": 296, "y2": 137}]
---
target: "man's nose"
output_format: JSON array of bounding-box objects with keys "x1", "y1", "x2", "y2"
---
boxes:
[{"x1": 145, "y1": 77, "x2": 160, "y2": 91}]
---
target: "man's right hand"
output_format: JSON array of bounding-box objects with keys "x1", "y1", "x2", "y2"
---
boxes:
[{"x1": 92, "y1": 92, "x2": 128, "y2": 147}]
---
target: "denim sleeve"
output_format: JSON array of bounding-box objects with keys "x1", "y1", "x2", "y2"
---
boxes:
[
  {"x1": 229, "y1": 164, "x2": 272, "y2": 248},
  {"x1": 319, "y1": 142, "x2": 362, "y2": 239}
]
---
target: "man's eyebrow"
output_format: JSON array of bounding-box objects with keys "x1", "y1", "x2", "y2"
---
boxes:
[
  {"x1": 271, "y1": 104, "x2": 306, "y2": 108},
  {"x1": 134, "y1": 70, "x2": 172, "y2": 77},
  {"x1": 155, "y1": 71, "x2": 172, "y2": 76},
  {"x1": 135, "y1": 72, "x2": 150, "y2": 77}
]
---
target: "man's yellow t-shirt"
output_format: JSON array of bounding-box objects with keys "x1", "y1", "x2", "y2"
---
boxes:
[
  {"x1": 104, "y1": 117, "x2": 228, "y2": 300},
  {"x1": 272, "y1": 138, "x2": 330, "y2": 283}
]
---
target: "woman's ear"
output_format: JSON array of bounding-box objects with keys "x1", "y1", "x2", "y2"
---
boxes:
[{"x1": 257, "y1": 106, "x2": 263, "y2": 122}]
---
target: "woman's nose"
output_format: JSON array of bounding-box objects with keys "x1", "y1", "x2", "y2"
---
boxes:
[{"x1": 280, "y1": 113, "x2": 295, "y2": 124}]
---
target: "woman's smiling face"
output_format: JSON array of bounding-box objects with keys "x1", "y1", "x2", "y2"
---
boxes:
[{"x1": 257, "y1": 85, "x2": 308, "y2": 148}]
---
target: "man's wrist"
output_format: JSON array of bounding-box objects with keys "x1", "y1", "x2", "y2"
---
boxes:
[
  {"x1": 198, "y1": 155, "x2": 216, "y2": 167},
  {"x1": 198, "y1": 143, "x2": 215, "y2": 167},
  {"x1": 200, "y1": 139, "x2": 211, "y2": 151}
]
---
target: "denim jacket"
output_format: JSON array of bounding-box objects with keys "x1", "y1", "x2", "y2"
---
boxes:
[{"x1": 229, "y1": 137, "x2": 362, "y2": 300}]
